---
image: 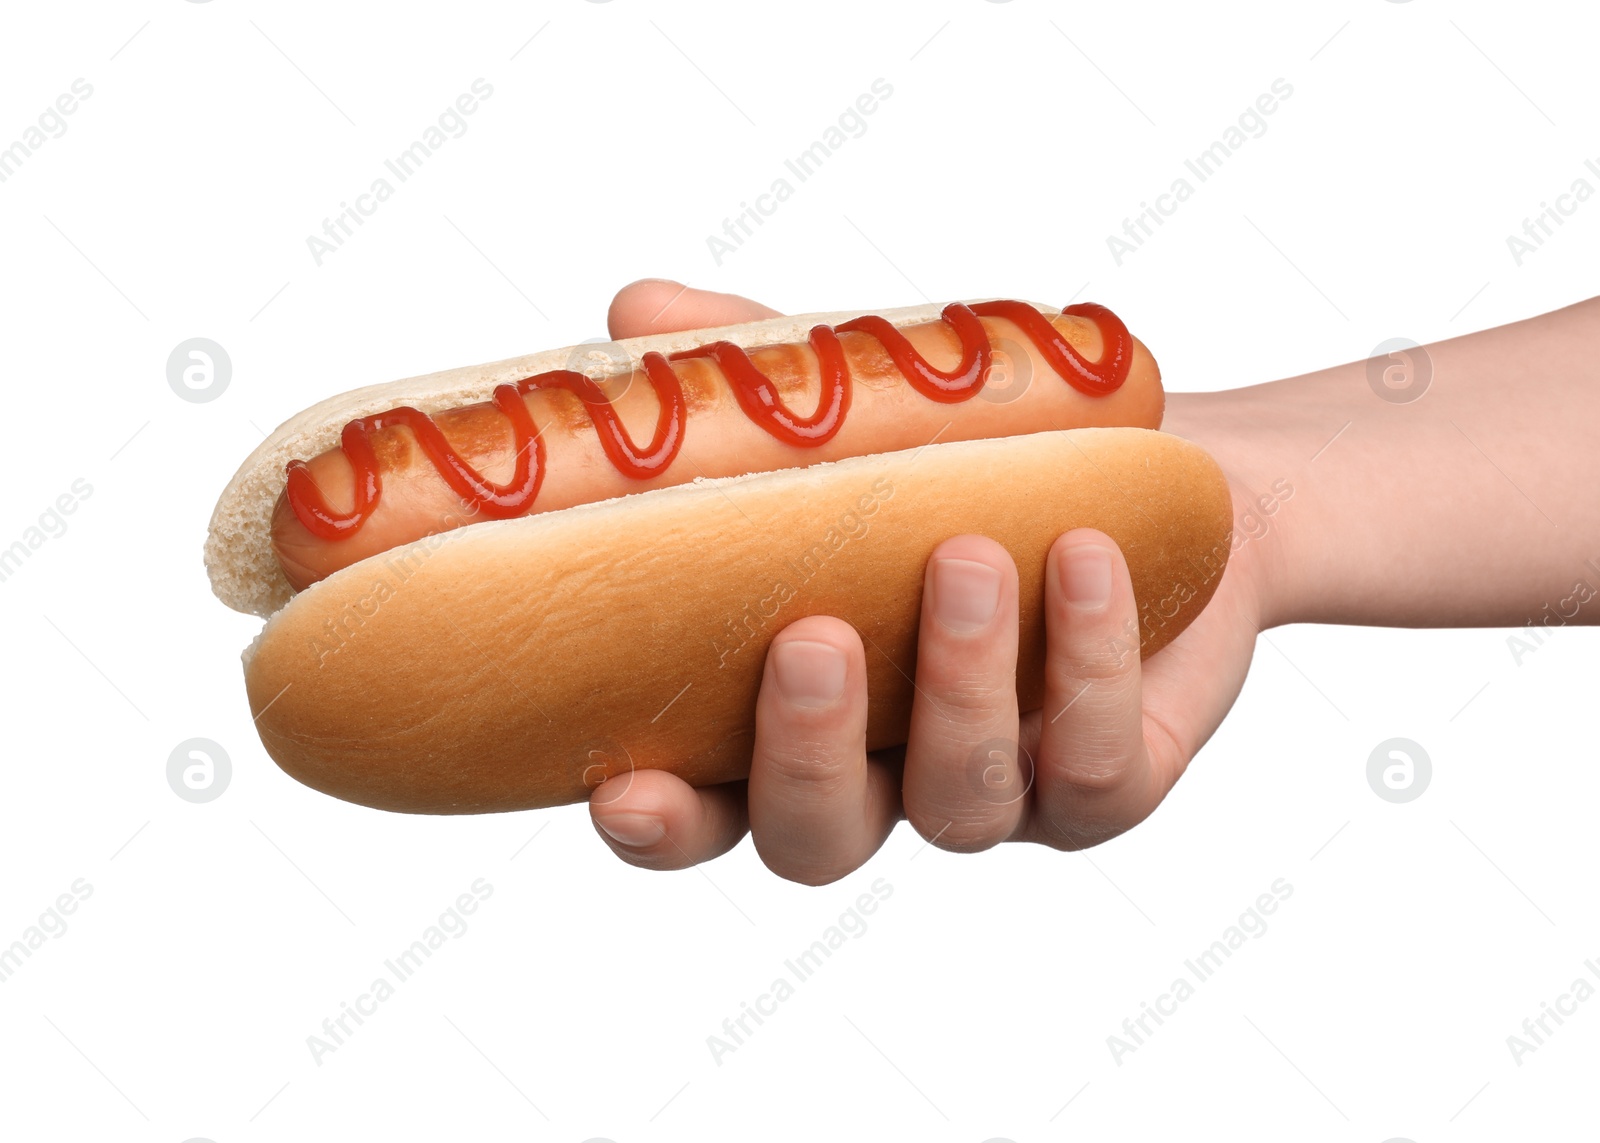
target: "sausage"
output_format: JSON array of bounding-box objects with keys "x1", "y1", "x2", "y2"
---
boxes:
[{"x1": 269, "y1": 301, "x2": 1163, "y2": 591}]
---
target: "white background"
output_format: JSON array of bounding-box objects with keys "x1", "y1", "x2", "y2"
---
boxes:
[{"x1": 2, "y1": 1, "x2": 1596, "y2": 1139}]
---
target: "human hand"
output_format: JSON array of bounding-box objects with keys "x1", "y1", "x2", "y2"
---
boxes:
[{"x1": 588, "y1": 280, "x2": 1273, "y2": 884}]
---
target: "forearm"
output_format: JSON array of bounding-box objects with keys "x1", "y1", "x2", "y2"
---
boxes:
[{"x1": 1163, "y1": 296, "x2": 1600, "y2": 630}]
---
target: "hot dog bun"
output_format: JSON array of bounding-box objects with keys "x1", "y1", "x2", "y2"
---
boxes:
[{"x1": 241, "y1": 427, "x2": 1233, "y2": 814}]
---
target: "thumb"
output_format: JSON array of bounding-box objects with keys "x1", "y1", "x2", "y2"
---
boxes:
[{"x1": 607, "y1": 279, "x2": 782, "y2": 339}]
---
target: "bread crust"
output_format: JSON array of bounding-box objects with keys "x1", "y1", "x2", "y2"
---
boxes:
[{"x1": 244, "y1": 427, "x2": 1234, "y2": 814}]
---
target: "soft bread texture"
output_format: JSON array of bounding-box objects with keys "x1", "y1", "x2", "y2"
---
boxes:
[
  {"x1": 244, "y1": 428, "x2": 1233, "y2": 814},
  {"x1": 206, "y1": 299, "x2": 1090, "y2": 618}
]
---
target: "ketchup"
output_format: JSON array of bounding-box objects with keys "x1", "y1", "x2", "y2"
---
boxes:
[{"x1": 284, "y1": 301, "x2": 1132, "y2": 541}]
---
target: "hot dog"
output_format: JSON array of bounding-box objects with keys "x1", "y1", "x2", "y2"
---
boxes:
[
  {"x1": 268, "y1": 301, "x2": 1163, "y2": 591},
  {"x1": 206, "y1": 298, "x2": 1234, "y2": 814}
]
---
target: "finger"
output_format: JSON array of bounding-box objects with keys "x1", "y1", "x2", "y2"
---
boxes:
[
  {"x1": 901, "y1": 535, "x2": 1025, "y2": 852},
  {"x1": 1030, "y1": 529, "x2": 1154, "y2": 850},
  {"x1": 1136, "y1": 546, "x2": 1261, "y2": 792},
  {"x1": 748, "y1": 616, "x2": 900, "y2": 885},
  {"x1": 607, "y1": 279, "x2": 782, "y2": 339},
  {"x1": 589, "y1": 768, "x2": 749, "y2": 871}
]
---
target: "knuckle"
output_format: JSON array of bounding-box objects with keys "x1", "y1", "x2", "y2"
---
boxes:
[
  {"x1": 1054, "y1": 753, "x2": 1131, "y2": 792},
  {"x1": 919, "y1": 671, "x2": 1013, "y2": 724},
  {"x1": 757, "y1": 742, "x2": 855, "y2": 801},
  {"x1": 906, "y1": 805, "x2": 1011, "y2": 854},
  {"x1": 954, "y1": 736, "x2": 1036, "y2": 807},
  {"x1": 1045, "y1": 662, "x2": 1139, "y2": 717},
  {"x1": 1046, "y1": 726, "x2": 1143, "y2": 792},
  {"x1": 1052, "y1": 642, "x2": 1137, "y2": 685}
]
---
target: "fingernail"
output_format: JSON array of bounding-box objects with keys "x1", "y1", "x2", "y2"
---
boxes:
[
  {"x1": 771, "y1": 639, "x2": 847, "y2": 707},
  {"x1": 1061, "y1": 544, "x2": 1113, "y2": 611},
  {"x1": 932, "y1": 558, "x2": 1002, "y2": 632},
  {"x1": 597, "y1": 813, "x2": 663, "y2": 847}
]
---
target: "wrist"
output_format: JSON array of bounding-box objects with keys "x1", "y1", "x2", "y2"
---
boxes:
[{"x1": 1161, "y1": 385, "x2": 1319, "y2": 631}]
